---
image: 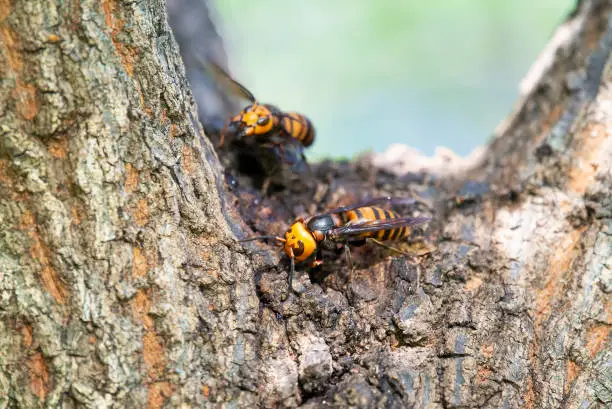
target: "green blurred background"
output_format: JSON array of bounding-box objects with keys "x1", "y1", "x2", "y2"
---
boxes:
[{"x1": 214, "y1": 1, "x2": 575, "y2": 161}]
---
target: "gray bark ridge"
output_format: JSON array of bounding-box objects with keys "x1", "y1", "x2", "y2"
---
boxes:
[{"x1": 1, "y1": 0, "x2": 256, "y2": 408}]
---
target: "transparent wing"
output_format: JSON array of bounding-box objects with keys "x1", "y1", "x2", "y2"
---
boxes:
[
  {"x1": 196, "y1": 56, "x2": 256, "y2": 103},
  {"x1": 328, "y1": 216, "x2": 430, "y2": 240},
  {"x1": 269, "y1": 138, "x2": 310, "y2": 173},
  {"x1": 325, "y1": 197, "x2": 417, "y2": 215}
]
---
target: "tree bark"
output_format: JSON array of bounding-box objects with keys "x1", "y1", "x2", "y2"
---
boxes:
[{"x1": 0, "y1": 1, "x2": 610, "y2": 409}]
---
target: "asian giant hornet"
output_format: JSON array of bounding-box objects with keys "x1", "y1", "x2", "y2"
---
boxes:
[
  {"x1": 240, "y1": 197, "x2": 431, "y2": 294},
  {"x1": 201, "y1": 58, "x2": 315, "y2": 171}
]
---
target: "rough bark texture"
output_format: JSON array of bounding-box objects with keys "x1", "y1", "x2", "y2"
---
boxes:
[{"x1": 0, "y1": 1, "x2": 610, "y2": 409}]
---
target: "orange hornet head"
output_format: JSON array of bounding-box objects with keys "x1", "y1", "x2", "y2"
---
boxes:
[
  {"x1": 284, "y1": 219, "x2": 317, "y2": 262},
  {"x1": 230, "y1": 103, "x2": 276, "y2": 137}
]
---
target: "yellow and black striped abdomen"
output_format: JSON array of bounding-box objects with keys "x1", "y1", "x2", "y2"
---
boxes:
[
  {"x1": 343, "y1": 206, "x2": 409, "y2": 241},
  {"x1": 281, "y1": 112, "x2": 315, "y2": 147}
]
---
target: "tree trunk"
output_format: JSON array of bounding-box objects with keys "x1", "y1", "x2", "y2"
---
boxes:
[{"x1": 0, "y1": 1, "x2": 610, "y2": 408}]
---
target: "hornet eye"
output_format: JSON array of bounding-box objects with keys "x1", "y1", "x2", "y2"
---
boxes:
[
  {"x1": 257, "y1": 116, "x2": 269, "y2": 126},
  {"x1": 293, "y1": 241, "x2": 305, "y2": 257}
]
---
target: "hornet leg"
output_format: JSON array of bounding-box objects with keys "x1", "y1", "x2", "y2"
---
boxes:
[
  {"x1": 261, "y1": 163, "x2": 281, "y2": 196},
  {"x1": 367, "y1": 238, "x2": 420, "y2": 290},
  {"x1": 309, "y1": 250, "x2": 324, "y2": 268},
  {"x1": 344, "y1": 244, "x2": 354, "y2": 284},
  {"x1": 366, "y1": 238, "x2": 412, "y2": 256},
  {"x1": 217, "y1": 120, "x2": 229, "y2": 148},
  {"x1": 284, "y1": 248, "x2": 296, "y2": 301}
]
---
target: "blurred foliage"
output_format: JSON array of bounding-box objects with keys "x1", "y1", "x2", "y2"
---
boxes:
[{"x1": 214, "y1": 0, "x2": 575, "y2": 160}]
